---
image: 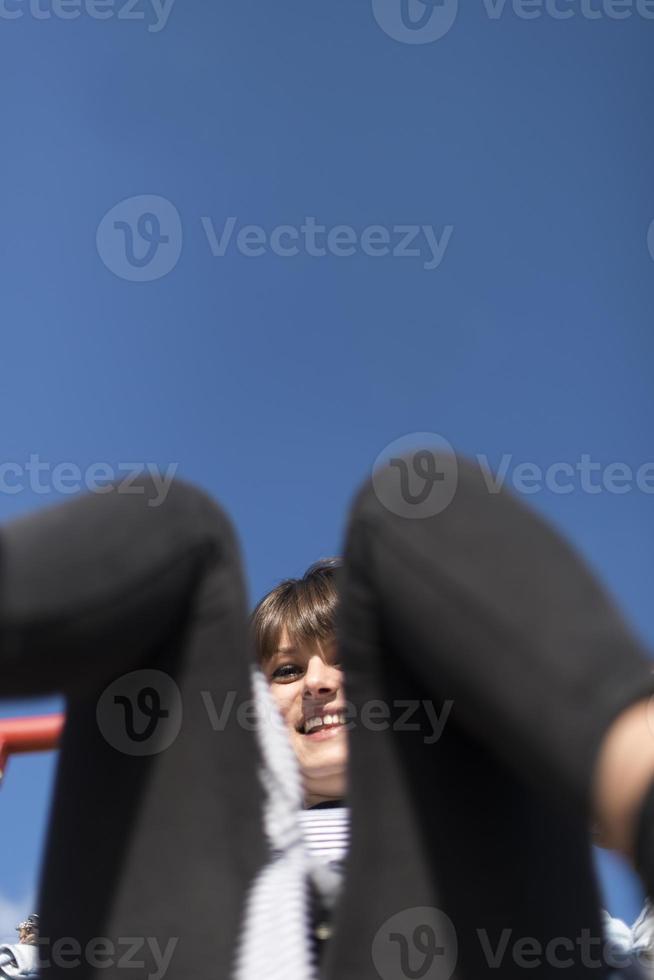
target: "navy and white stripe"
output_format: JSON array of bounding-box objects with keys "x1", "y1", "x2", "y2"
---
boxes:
[{"x1": 299, "y1": 806, "x2": 349, "y2": 868}]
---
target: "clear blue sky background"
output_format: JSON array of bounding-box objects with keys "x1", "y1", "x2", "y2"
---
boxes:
[{"x1": 1, "y1": 0, "x2": 653, "y2": 939}]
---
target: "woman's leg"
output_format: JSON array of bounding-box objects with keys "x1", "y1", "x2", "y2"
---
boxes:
[
  {"x1": 0, "y1": 476, "x2": 266, "y2": 980},
  {"x1": 325, "y1": 451, "x2": 654, "y2": 980}
]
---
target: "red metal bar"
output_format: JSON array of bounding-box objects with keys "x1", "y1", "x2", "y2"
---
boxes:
[{"x1": 0, "y1": 714, "x2": 65, "y2": 785}]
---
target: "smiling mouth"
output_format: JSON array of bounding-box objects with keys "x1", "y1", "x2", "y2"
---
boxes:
[{"x1": 299, "y1": 711, "x2": 348, "y2": 736}]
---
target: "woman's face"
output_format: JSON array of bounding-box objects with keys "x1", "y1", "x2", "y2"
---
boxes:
[{"x1": 264, "y1": 627, "x2": 348, "y2": 806}]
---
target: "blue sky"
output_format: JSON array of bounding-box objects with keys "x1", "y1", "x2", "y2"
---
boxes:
[{"x1": 1, "y1": 0, "x2": 653, "y2": 938}]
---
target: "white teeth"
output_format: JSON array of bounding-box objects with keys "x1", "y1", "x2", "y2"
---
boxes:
[{"x1": 304, "y1": 712, "x2": 346, "y2": 734}]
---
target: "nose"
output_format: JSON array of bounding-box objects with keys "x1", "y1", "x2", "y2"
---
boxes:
[{"x1": 303, "y1": 654, "x2": 340, "y2": 699}]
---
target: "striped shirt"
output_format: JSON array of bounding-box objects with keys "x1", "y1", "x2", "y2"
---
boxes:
[{"x1": 299, "y1": 803, "x2": 349, "y2": 872}]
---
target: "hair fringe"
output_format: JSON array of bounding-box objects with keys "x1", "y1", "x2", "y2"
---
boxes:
[{"x1": 251, "y1": 557, "x2": 341, "y2": 663}]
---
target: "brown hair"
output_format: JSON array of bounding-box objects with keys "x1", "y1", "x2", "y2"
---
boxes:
[{"x1": 251, "y1": 558, "x2": 341, "y2": 664}]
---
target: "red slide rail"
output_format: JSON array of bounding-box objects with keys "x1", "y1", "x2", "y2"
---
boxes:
[{"x1": 0, "y1": 715, "x2": 65, "y2": 786}]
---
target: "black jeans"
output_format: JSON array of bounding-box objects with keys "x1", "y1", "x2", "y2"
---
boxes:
[
  {"x1": 1, "y1": 479, "x2": 266, "y2": 980},
  {"x1": 1, "y1": 458, "x2": 652, "y2": 979}
]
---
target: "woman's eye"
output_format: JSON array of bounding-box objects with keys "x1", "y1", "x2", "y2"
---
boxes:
[{"x1": 272, "y1": 663, "x2": 302, "y2": 681}]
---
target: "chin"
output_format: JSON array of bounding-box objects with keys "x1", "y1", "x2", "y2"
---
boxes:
[
  {"x1": 305, "y1": 772, "x2": 347, "y2": 803},
  {"x1": 302, "y1": 749, "x2": 347, "y2": 785}
]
